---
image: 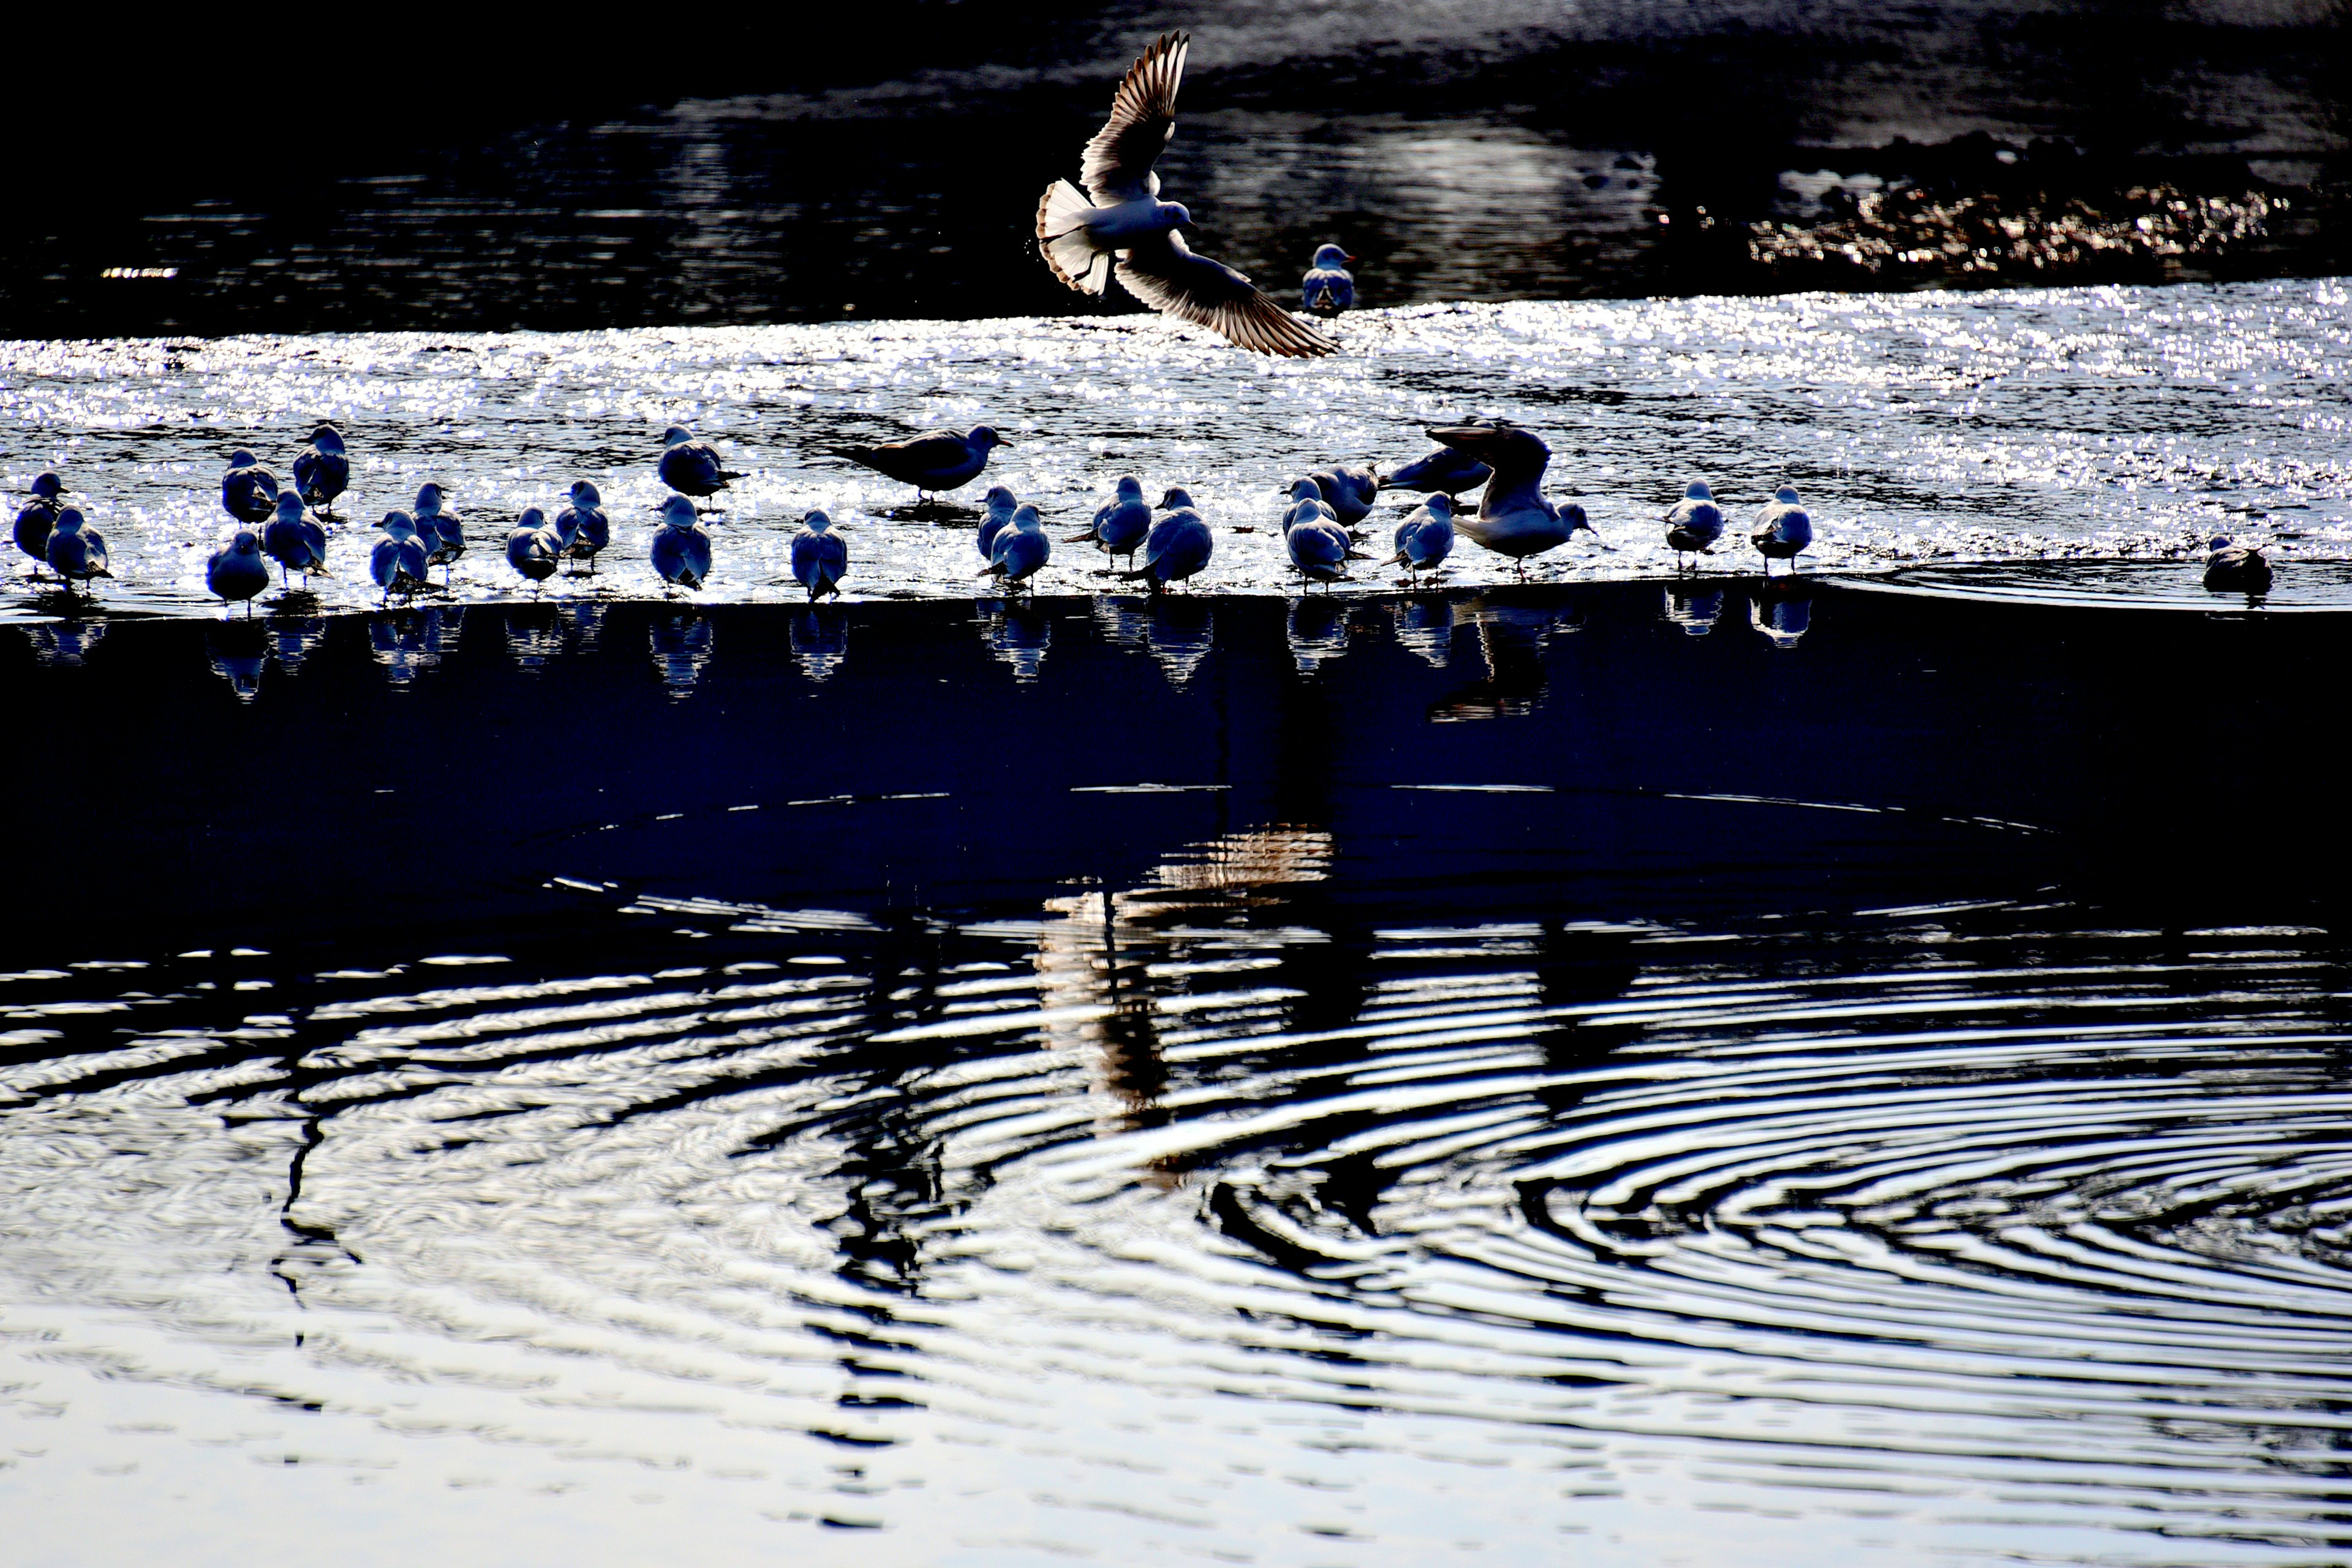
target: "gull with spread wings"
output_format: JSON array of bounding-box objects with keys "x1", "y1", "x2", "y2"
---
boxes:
[{"x1": 1037, "y1": 32, "x2": 1336, "y2": 358}]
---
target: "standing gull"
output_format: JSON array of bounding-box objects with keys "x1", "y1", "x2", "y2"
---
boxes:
[
  {"x1": 658, "y1": 428, "x2": 743, "y2": 511},
  {"x1": 792, "y1": 510, "x2": 850, "y2": 601},
  {"x1": 1119, "y1": 488, "x2": 1214, "y2": 593},
  {"x1": 206, "y1": 529, "x2": 270, "y2": 613},
  {"x1": 45, "y1": 508, "x2": 110, "y2": 595},
  {"x1": 1070, "y1": 475, "x2": 1152, "y2": 567},
  {"x1": 982, "y1": 504, "x2": 1052, "y2": 592},
  {"x1": 1390, "y1": 494, "x2": 1456, "y2": 584},
  {"x1": 1424, "y1": 421, "x2": 1597, "y2": 576},
  {"x1": 371, "y1": 511, "x2": 431, "y2": 600},
  {"x1": 650, "y1": 494, "x2": 713, "y2": 592},
  {"x1": 263, "y1": 491, "x2": 331, "y2": 586},
  {"x1": 1285, "y1": 497, "x2": 1352, "y2": 590},
  {"x1": 1036, "y1": 32, "x2": 1336, "y2": 357},
  {"x1": 220, "y1": 452, "x2": 279, "y2": 524},
  {"x1": 978, "y1": 484, "x2": 1021, "y2": 560},
  {"x1": 2201, "y1": 535, "x2": 2273, "y2": 595},
  {"x1": 1301, "y1": 245, "x2": 1356, "y2": 316},
  {"x1": 1314, "y1": 465, "x2": 1379, "y2": 530},
  {"x1": 413, "y1": 483, "x2": 466, "y2": 583},
  {"x1": 292, "y1": 424, "x2": 350, "y2": 520},
  {"x1": 842, "y1": 426, "x2": 1005, "y2": 502},
  {"x1": 558, "y1": 480, "x2": 609, "y2": 573},
  {"x1": 15, "y1": 472, "x2": 66, "y2": 580},
  {"x1": 1751, "y1": 486, "x2": 1812, "y2": 576},
  {"x1": 506, "y1": 507, "x2": 563, "y2": 589},
  {"x1": 1664, "y1": 481, "x2": 1725, "y2": 570},
  {"x1": 1281, "y1": 477, "x2": 1336, "y2": 537}
]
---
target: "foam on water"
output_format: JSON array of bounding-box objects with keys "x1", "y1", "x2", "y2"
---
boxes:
[{"x1": 5, "y1": 277, "x2": 2347, "y2": 619}]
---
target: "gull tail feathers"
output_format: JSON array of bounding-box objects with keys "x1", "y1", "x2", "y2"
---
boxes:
[{"x1": 1037, "y1": 181, "x2": 1104, "y2": 296}]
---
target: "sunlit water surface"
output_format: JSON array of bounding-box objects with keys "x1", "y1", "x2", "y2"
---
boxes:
[{"x1": 5, "y1": 277, "x2": 2348, "y2": 619}]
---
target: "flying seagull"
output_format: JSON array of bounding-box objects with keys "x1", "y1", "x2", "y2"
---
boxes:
[{"x1": 1037, "y1": 32, "x2": 1336, "y2": 358}]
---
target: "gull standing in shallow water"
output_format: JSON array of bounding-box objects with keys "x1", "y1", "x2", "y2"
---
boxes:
[
  {"x1": 658, "y1": 428, "x2": 742, "y2": 511},
  {"x1": 15, "y1": 472, "x2": 66, "y2": 580},
  {"x1": 1070, "y1": 475, "x2": 1152, "y2": 567},
  {"x1": 1119, "y1": 488, "x2": 1214, "y2": 592},
  {"x1": 1314, "y1": 466, "x2": 1379, "y2": 530},
  {"x1": 206, "y1": 528, "x2": 270, "y2": 612},
  {"x1": 1036, "y1": 32, "x2": 1336, "y2": 358},
  {"x1": 1751, "y1": 486, "x2": 1813, "y2": 576},
  {"x1": 371, "y1": 511, "x2": 431, "y2": 600},
  {"x1": 412, "y1": 484, "x2": 466, "y2": 583},
  {"x1": 792, "y1": 510, "x2": 849, "y2": 600},
  {"x1": 2202, "y1": 535, "x2": 2273, "y2": 595},
  {"x1": 263, "y1": 490, "x2": 330, "y2": 586},
  {"x1": 558, "y1": 480, "x2": 608, "y2": 573},
  {"x1": 842, "y1": 426, "x2": 1005, "y2": 502},
  {"x1": 1664, "y1": 481, "x2": 1725, "y2": 570},
  {"x1": 650, "y1": 494, "x2": 713, "y2": 592},
  {"x1": 219, "y1": 452, "x2": 277, "y2": 524},
  {"x1": 977, "y1": 485, "x2": 1021, "y2": 559},
  {"x1": 1281, "y1": 477, "x2": 1336, "y2": 537},
  {"x1": 1423, "y1": 421, "x2": 1597, "y2": 576},
  {"x1": 982, "y1": 504, "x2": 1052, "y2": 592},
  {"x1": 506, "y1": 507, "x2": 562, "y2": 589},
  {"x1": 292, "y1": 423, "x2": 350, "y2": 520},
  {"x1": 1390, "y1": 494, "x2": 1456, "y2": 584},
  {"x1": 1301, "y1": 245, "x2": 1356, "y2": 316}
]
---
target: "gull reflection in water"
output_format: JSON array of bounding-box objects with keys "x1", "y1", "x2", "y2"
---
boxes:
[
  {"x1": 369, "y1": 605, "x2": 464, "y2": 686},
  {"x1": 1433, "y1": 591, "x2": 1578, "y2": 720},
  {"x1": 1750, "y1": 581, "x2": 1815, "y2": 649},
  {"x1": 505, "y1": 604, "x2": 565, "y2": 673},
  {"x1": 265, "y1": 611, "x2": 325, "y2": 675},
  {"x1": 23, "y1": 617, "x2": 107, "y2": 666},
  {"x1": 1287, "y1": 594, "x2": 1351, "y2": 675},
  {"x1": 1031, "y1": 826, "x2": 1336, "y2": 1184},
  {"x1": 557, "y1": 601, "x2": 606, "y2": 652},
  {"x1": 650, "y1": 609, "x2": 714, "y2": 696},
  {"x1": 1146, "y1": 596, "x2": 1213, "y2": 688},
  {"x1": 1091, "y1": 594, "x2": 1152, "y2": 651},
  {"x1": 1387, "y1": 594, "x2": 1456, "y2": 668},
  {"x1": 206, "y1": 620, "x2": 268, "y2": 703},
  {"x1": 1664, "y1": 582, "x2": 1726, "y2": 636},
  {"x1": 790, "y1": 603, "x2": 848, "y2": 682},
  {"x1": 984, "y1": 601, "x2": 1052, "y2": 682}
]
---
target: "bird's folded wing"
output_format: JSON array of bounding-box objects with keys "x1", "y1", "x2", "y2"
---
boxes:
[
  {"x1": 1117, "y1": 237, "x2": 1338, "y2": 358},
  {"x1": 1082, "y1": 31, "x2": 1187, "y2": 203},
  {"x1": 871, "y1": 432, "x2": 971, "y2": 468}
]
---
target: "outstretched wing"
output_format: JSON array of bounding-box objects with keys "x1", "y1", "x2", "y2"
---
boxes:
[
  {"x1": 1081, "y1": 31, "x2": 1187, "y2": 204},
  {"x1": 1117, "y1": 233, "x2": 1338, "y2": 358}
]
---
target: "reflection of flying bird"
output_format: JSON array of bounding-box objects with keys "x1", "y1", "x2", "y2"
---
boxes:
[
  {"x1": 792, "y1": 510, "x2": 850, "y2": 601},
  {"x1": 2201, "y1": 535, "x2": 2273, "y2": 595},
  {"x1": 1425, "y1": 421, "x2": 1597, "y2": 575},
  {"x1": 1301, "y1": 244, "x2": 1356, "y2": 316},
  {"x1": 841, "y1": 425, "x2": 1004, "y2": 501},
  {"x1": 1664, "y1": 481, "x2": 1725, "y2": 568},
  {"x1": 1751, "y1": 486, "x2": 1812, "y2": 576},
  {"x1": 1037, "y1": 33, "x2": 1336, "y2": 358},
  {"x1": 206, "y1": 529, "x2": 270, "y2": 612},
  {"x1": 1119, "y1": 489, "x2": 1215, "y2": 592}
]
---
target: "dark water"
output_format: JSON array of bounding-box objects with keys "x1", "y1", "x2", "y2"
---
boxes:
[
  {"x1": 5, "y1": 584, "x2": 2351, "y2": 1564},
  {"x1": 7, "y1": 1, "x2": 2346, "y2": 338}
]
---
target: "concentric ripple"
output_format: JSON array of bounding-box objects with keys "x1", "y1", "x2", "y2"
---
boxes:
[{"x1": 3, "y1": 857, "x2": 2350, "y2": 1564}]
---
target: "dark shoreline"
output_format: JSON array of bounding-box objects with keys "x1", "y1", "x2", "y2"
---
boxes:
[{"x1": 10, "y1": 580, "x2": 2343, "y2": 967}]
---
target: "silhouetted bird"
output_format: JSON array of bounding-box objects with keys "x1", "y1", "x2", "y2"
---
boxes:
[
  {"x1": 206, "y1": 528, "x2": 270, "y2": 612},
  {"x1": 2202, "y1": 535, "x2": 2273, "y2": 594},
  {"x1": 559, "y1": 480, "x2": 609, "y2": 572},
  {"x1": 1664, "y1": 481, "x2": 1725, "y2": 568},
  {"x1": 792, "y1": 510, "x2": 849, "y2": 600},
  {"x1": 1119, "y1": 489, "x2": 1213, "y2": 592},
  {"x1": 978, "y1": 484, "x2": 1021, "y2": 559},
  {"x1": 371, "y1": 511, "x2": 431, "y2": 600},
  {"x1": 292, "y1": 424, "x2": 350, "y2": 519},
  {"x1": 220, "y1": 451, "x2": 279, "y2": 524},
  {"x1": 1301, "y1": 244, "x2": 1356, "y2": 315},
  {"x1": 658, "y1": 428, "x2": 742, "y2": 508},
  {"x1": 1036, "y1": 32, "x2": 1335, "y2": 357},
  {"x1": 1071, "y1": 475, "x2": 1152, "y2": 566},
  {"x1": 1314, "y1": 465, "x2": 1379, "y2": 529},
  {"x1": 1390, "y1": 494, "x2": 1456, "y2": 582},
  {"x1": 842, "y1": 425, "x2": 1005, "y2": 500},
  {"x1": 45, "y1": 507, "x2": 110, "y2": 594},
  {"x1": 507, "y1": 507, "x2": 562, "y2": 587},
  {"x1": 263, "y1": 491, "x2": 330, "y2": 586},
  {"x1": 982, "y1": 503, "x2": 1052, "y2": 591},
  {"x1": 1286, "y1": 504, "x2": 1351, "y2": 588},
  {"x1": 14, "y1": 471, "x2": 66, "y2": 578},
  {"x1": 1424, "y1": 421, "x2": 1597, "y2": 575},
  {"x1": 650, "y1": 494, "x2": 713, "y2": 591},
  {"x1": 413, "y1": 483, "x2": 465, "y2": 582},
  {"x1": 1751, "y1": 486, "x2": 1812, "y2": 576}
]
